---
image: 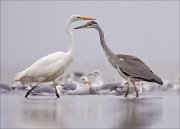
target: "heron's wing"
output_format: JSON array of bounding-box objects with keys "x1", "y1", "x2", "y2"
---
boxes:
[{"x1": 117, "y1": 54, "x2": 154, "y2": 80}]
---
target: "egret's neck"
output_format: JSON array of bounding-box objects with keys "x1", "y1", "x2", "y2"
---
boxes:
[
  {"x1": 96, "y1": 26, "x2": 114, "y2": 58},
  {"x1": 66, "y1": 19, "x2": 75, "y2": 55}
]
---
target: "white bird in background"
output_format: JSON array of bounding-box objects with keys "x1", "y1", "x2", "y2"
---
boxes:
[
  {"x1": 87, "y1": 69, "x2": 122, "y2": 94},
  {"x1": 65, "y1": 76, "x2": 91, "y2": 95},
  {"x1": 173, "y1": 73, "x2": 180, "y2": 91},
  {"x1": 14, "y1": 15, "x2": 96, "y2": 98},
  {"x1": 87, "y1": 70, "x2": 104, "y2": 94},
  {"x1": 64, "y1": 71, "x2": 85, "y2": 84},
  {"x1": 88, "y1": 70, "x2": 104, "y2": 87}
]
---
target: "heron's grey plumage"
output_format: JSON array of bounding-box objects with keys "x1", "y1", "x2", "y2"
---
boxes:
[
  {"x1": 75, "y1": 21, "x2": 163, "y2": 97},
  {"x1": 95, "y1": 22, "x2": 163, "y2": 85},
  {"x1": 116, "y1": 54, "x2": 163, "y2": 84}
]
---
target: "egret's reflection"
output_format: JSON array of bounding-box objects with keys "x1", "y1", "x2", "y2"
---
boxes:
[{"x1": 18, "y1": 99, "x2": 60, "y2": 128}]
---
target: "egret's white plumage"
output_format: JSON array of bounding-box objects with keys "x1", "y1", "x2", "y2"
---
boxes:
[{"x1": 14, "y1": 15, "x2": 95, "y2": 98}]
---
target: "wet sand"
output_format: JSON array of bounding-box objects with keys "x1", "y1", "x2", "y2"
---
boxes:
[{"x1": 0, "y1": 91, "x2": 179, "y2": 128}]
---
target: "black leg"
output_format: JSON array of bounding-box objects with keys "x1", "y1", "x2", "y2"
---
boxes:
[
  {"x1": 53, "y1": 81, "x2": 60, "y2": 98},
  {"x1": 25, "y1": 85, "x2": 37, "y2": 98}
]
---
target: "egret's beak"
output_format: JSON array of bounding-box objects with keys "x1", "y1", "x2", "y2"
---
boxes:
[
  {"x1": 74, "y1": 24, "x2": 91, "y2": 29},
  {"x1": 79, "y1": 16, "x2": 96, "y2": 20}
]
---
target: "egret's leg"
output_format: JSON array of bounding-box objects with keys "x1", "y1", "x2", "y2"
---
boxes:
[
  {"x1": 133, "y1": 82, "x2": 139, "y2": 97},
  {"x1": 124, "y1": 79, "x2": 130, "y2": 97},
  {"x1": 53, "y1": 81, "x2": 60, "y2": 98},
  {"x1": 25, "y1": 85, "x2": 37, "y2": 98}
]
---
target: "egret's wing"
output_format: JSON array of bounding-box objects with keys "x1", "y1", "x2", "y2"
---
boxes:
[{"x1": 21, "y1": 52, "x2": 67, "y2": 78}]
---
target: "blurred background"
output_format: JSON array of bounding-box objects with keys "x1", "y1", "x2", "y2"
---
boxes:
[{"x1": 1, "y1": 1, "x2": 179, "y2": 84}]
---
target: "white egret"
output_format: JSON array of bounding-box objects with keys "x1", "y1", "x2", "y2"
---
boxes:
[{"x1": 15, "y1": 15, "x2": 96, "y2": 98}]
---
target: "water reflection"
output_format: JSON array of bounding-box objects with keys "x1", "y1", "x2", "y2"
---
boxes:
[
  {"x1": 18, "y1": 96, "x2": 162, "y2": 128},
  {"x1": 18, "y1": 99, "x2": 59, "y2": 128},
  {"x1": 115, "y1": 98, "x2": 162, "y2": 128}
]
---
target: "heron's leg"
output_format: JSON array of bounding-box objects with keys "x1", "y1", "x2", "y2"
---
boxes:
[
  {"x1": 25, "y1": 85, "x2": 37, "y2": 98},
  {"x1": 53, "y1": 81, "x2": 60, "y2": 98},
  {"x1": 133, "y1": 82, "x2": 139, "y2": 97},
  {"x1": 124, "y1": 79, "x2": 130, "y2": 97}
]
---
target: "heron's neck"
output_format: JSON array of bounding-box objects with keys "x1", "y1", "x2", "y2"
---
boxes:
[
  {"x1": 66, "y1": 19, "x2": 75, "y2": 55},
  {"x1": 97, "y1": 26, "x2": 114, "y2": 58}
]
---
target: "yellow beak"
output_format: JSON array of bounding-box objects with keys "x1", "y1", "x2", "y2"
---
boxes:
[{"x1": 79, "y1": 16, "x2": 96, "y2": 20}]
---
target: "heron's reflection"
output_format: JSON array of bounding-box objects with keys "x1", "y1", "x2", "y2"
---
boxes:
[{"x1": 114, "y1": 97, "x2": 162, "y2": 128}]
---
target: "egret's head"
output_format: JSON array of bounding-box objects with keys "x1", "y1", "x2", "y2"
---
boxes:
[
  {"x1": 69, "y1": 15, "x2": 96, "y2": 22},
  {"x1": 74, "y1": 21, "x2": 98, "y2": 29}
]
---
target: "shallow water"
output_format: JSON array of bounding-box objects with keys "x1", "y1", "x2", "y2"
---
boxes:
[{"x1": 0, "y1": 91, "x2": 179, "y2": 128}]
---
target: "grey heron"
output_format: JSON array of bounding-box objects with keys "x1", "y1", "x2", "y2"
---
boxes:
[{"x1": 75, "y1": 21, "x2": 163, "y2": 97}]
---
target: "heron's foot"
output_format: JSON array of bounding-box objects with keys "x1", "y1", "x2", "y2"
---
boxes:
[
  {"x1": 124, "y1": 95, "x2": 129, "y2": 99},
  {"x1": 124, "y1": 93, "x2": 128, "y2": 98},
  {"x1": 136, "y1": 93, "x2": 139, "y2": 97}
]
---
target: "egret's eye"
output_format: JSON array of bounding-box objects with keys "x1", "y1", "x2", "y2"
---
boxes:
[{"x1": 77, "y1": 16, "x2": 81, "y2": 19}]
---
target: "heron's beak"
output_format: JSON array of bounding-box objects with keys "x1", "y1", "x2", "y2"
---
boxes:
[
  {"x1": 79, "y1": 16, "x2": 96, "y2": 20},
  {"x1": 74, "y1": 25, "x2": 91, "y2": 29}
]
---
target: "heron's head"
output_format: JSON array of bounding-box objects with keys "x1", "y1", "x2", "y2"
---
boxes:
[
  {"x1": 74, "y1": 21, "x2": 98, "y2": 29},
  {"x1": 70, "y1": 15, "x2": 96, "y2": 22}
]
